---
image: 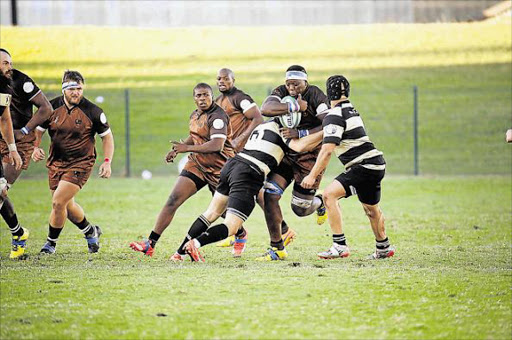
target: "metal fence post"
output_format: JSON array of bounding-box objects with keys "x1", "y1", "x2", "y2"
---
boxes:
[
  {"x1": 413, "y1": 85, "x2": 418, "y2": 176},
  {"x1": 125, "y1": 89, "x2": 131, "y2": 177}
]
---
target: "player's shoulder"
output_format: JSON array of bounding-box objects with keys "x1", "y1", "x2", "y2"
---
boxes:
[
  {"x1": 305, "y1": 84, "x2": 327, "y2": 98},
  {"x1": 209, "y1": 103, "x2": 228, "y2": 117},
  {"x1": 79, "y1": 96, "x2": 103, "y2": 114},
  {"x1": 12, "y1": 69, "x2": 37, "y2": 93},
  {"x1": 50, "y1": 95, "x2": 65, "y2": 109}
]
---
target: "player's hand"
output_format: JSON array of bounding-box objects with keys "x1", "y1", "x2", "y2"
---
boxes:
[
  {"x1": 280, "y1": 128, "x2": 299, "y2": 139},
  {"x1": 301, "y1": 174, "x2": 316, "y2": 189},
  {"x1": 170, "y1": 141, "x2": 189, "y2": 154},
  {"x1": 506, "y1": 129, "x2": 512, "y2": 143},
  {"x1": 31, "y1": 147, "x2": 45, "y2": 162},
  {"x1": 297, "y1": 94, "x2": 308, "y2": 112},
  {"x1": 165, "y1": 148, "x2": 178, "y2": 163},
  {"x1": 99, "y1": 161, "x2": 112, "y2": 178},
  {"x1": 8, "y1": 150, "x2": 22, "y2": 170},
  {"x1": 13, "y1": 130, "x2": 24, "y2": 142}
]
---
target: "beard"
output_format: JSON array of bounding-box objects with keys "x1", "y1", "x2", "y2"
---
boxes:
[{"x1": 0, "y1": 73, "x2": 12, "y2": 93}]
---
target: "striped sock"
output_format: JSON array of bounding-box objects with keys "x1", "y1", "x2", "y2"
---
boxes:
[
  {"x1": 376, "y1": 237, "x2": 390, "y2": 252},
  {"x1": 177, "y1": 215, "x2": 211, "y2": 254},
  {"x1": 333, "y1": 233, "x2": 346, "y2": 246},
  {"x1": 47, "y1": 225, "x2": 63, "y2": 247},
  {"x1": 9, "y1": 223, "x2": 24, "y2": 237},
  {"x1": 196, "y1": 223, "x2": 229, "y2": 248}
]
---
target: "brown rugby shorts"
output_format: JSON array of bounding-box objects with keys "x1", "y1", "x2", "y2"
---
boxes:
[
  {"x1": 180, "y1": 158, "x2": 221, "y2": 193},
  {"x1": 48, "y1": 167, "x2": 92, "y2": 190},
  {"x1": 0, "y1": 137, "x2": 35, "y2": 171}
]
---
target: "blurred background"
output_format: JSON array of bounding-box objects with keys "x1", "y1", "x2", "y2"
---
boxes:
[{"x1": 0, "y1": 0, "x2": 510, "y2": 178}]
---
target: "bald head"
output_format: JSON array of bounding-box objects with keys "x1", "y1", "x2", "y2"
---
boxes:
[
  {"x1": 0, "y1": 49, "x2": 13, "y2": 79},
  {"x1": 217, "y1": 68, "x2": 235, "y2": 93}
]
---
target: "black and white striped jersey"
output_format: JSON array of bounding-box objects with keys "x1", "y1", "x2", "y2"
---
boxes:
[
  {"x1": 322, "y1": 101, "x2": 385, "y2": 171},
  {"x1": 237, "y1": 120, "x2": 289, "y2": 176}
]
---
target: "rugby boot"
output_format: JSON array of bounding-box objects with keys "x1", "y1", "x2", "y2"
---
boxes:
[
  {"x1": 232, "y1": 232, "x2": 248, "y2": 257},
  {"x1": 170, "y1": 252, "x2": 186, "y2": 262},
  {"x1": 184, "y1": 239, "x2": 205, "y2": 262},
  {"x1": 129, "y1": 239, "x2": 154, "y2": 257},
  {"x1": 255, "y1": 247, "x2": 288, "y2": 261},
  {"x1": 216, "y1": 235, "x2": 235, "y2": 247},
  {"x1": 316, "y1": 194, "x2": 327, "y2": 225},
  {"x1": 369, "y1": 246, "x2": 395, "y2": 259},
  {"x1": 85, "y1": 225, "x2": 102, "y2": 253},
  {"x1": 10, "y1": 227, "x2": 29, "y2": 259},
  {"x1": 40, "y1": 241, "x2": 56, "y2": 254},
  {"x1": 317, "y1": 244, "x2": 350, "y2": 259}
]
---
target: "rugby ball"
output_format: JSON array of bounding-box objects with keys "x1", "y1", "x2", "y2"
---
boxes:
[{"x1": 279, "y1": 96, "x2": 301, "y2": 129}]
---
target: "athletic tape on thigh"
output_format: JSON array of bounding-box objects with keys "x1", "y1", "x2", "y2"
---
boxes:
[
  {"x1": 264, "y1": 180, "x2": 284, "y2": 196},
  {"x1": 291, "y1": 194, "x2": 312, "y2": 209}
]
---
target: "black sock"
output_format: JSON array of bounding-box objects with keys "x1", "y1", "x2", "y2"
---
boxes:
[
  {"x1": 333, "y1": 233, "x2": 346, "y2": 246},
  {"x1": 195, "y1": 223, "x2": 229, "y2": 248},
  {"x1": 271, "y1": 240, "x2": 285, "y2": 250},
  {"x1": 177, "y1": 215, "x2": 211, "y2": 254},
  {"x1": 281, "y1": 220, "x2": 289, "y2": 234},
  {"x1": 1, "y1": 198, "x2": 19, "y2": 230},
  {"x1": 148, "y1": 231, "x2": 161, "y2": 248},
  {"x1": 376, "y1": 237, "x2": 390, "y2": 251},
  {"x1": 73, "y1": 217, "x2": 94, "y2": 237},
  {"x1": 235, "y1": 226, "x2": 246, "y2": 238},
  {"x1": 47, "y1": 225, "x2": 63, "y2": 247}
]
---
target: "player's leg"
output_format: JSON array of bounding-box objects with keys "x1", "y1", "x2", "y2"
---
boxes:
[
  {"x1": 41, "y1": 180, "x2": 81, "y2": 254},
  {"x1": 172, "y1": 191, "x2": 228, "y2": 260},
  {"x1": 1, "y1": 160, "x2": 26, "y2": 243},
  {"x1": 317, "y1": 179, "x2": 350, "y2": 259},
  {"x1": 66, "y1": 197, "x2": 102, "y2": 253},
  {"x1": 290, "y1": 183, "x2": 323, "y2": 217},
  {"x1": 356, "y1": 168, "x2": 394, "y2": 259},
  {"x1": 263, "y1": 173, "x2": 290, "y2": 252}
]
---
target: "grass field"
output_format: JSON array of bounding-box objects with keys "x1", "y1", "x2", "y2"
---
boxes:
[
  {"x1": 1, "y1": 175, "x2": 511, "y2": 339},
  {"x1": 0, "y1": 20, "x2": 511, "y2": 339}
]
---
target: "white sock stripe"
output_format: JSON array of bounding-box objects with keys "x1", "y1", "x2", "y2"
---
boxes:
[
  {"x1": 81, "y1": 225, "x2": 92, "y2": 234},
  {"x1": 47, "y1": 237, "x2": 58, "y2": 242},
  {"x1": 226, "y1": 208, "x2": 248, "y2": 222},
  {"x1": 9, "y1": 224, "x2": 21, "y2": 232},
  {"x1": 199, "y1": 215, "x2": 211, "y2": 227}
]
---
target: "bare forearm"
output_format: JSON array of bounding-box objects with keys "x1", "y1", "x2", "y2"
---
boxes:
[
  {"x1": 24, "y1": 94, "x2": 52, "y2": 132},
  {"x1": 33, "y1": 129, "x2": 44, "y2": 148},
  {"x1": 101, "y1": 133, "x2": 115, "y2": 160},
  {"x1": 0, "y1": 110, "x2": 15, "y2": 144},
  {"x1": 186, "y1": 139, "x2": 224, "y2": 153},
  {"x1": 309, "y1": 147, "x2": 333, "y2": 179},
  {"x1": 261, "y1": 101, "x2": 288, "y2": 117}
]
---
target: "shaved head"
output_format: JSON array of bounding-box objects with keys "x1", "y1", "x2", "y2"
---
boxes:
[{"x1": 218, "y1": 68, "x2": 234, "y2": 79}]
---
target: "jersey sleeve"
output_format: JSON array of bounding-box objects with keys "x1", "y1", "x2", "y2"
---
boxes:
[
  {"x1": 270, "y1": 85, "x2": 287, "y2": 100},
  {"x1": 19, "y1": 73, "x2": 41, "y2": 102},
  {"x1": 0, "y1": 93, "x2": 11, "y2": 117},
  {"x1": 232, "y1": 90, "x2": 257, "y2": 113},
  {"x1": 322, "y1": 111, "x2": 345, "y2": 145},
  {"x1": 90, "y1": 105, "x2": 111, "y2": 137},
  {"x1": 311, "y1": 87, "x2": 329, "y2": 117},
  {"x1": 208, "y1": 108, "x2": 230, "y2": 140}
]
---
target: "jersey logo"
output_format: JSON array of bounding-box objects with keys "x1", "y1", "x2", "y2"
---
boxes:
[
  {"x1": 213, "y1": 118, "x2": 224, "y2": 130},
  {"x1": 100, "y1": 112, "x2": 107, "y2": 124},
  {"x1": 75, "y1": 119, "x2": 82, "y2": 125},
  {"x1": 23, "y1": 82, "x2": 35, "y2": 93}
]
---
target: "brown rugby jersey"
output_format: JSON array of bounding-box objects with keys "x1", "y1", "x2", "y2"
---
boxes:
[
  {"x1": 270, "y1": 84, "x2": 329, "y2": 130},
  {"x1": 215, "y1": 87, "x2": 257, "y2": 143},
  {"x1": 38, "y1": 96, "x2": 111, "y2": 170},
  {"x1": 188, "y1": 103, "x2": 234, "y2": 175}
]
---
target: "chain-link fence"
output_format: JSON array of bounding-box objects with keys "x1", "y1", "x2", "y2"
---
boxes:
[{"x1": 26, "y1": 83, "x2": 511, "y2": 179}]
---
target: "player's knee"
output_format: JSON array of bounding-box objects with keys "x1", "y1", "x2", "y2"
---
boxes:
[
  {"x1": 263, "y1": 181, "x2": 284, "y2": 198},
  {"x1": 291, "y1": 195, "x2": 313, "y2": 217},
  {"x1": 165, "y1": 193, "x2": 182, "y2": 210},
  {"x1": 52, "y1": 198, "x2": 67, "y2": 212}
]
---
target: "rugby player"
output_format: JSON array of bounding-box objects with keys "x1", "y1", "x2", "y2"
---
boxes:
[
  {"x1": 33, "y1": 70, "x2": 114, "y2": 254},
  {"x1": 301, "y1": 75, "x2": 395, "y2": 259},
  {"x1": 258, "y1": 65, "x2": 330, "y2": 260},
  {"x1": 0, "y1": 70, "x2": 24, "y2": 258},
  {"x1": 181, "y1": 119, "x2": 323, "y2": 262},
  {"x1": 129, "y1": 83, "x2": 235, "y2": 259},
  {"x1": 0, "y1": 48, "x2": 52, "y2": 258},
  {"x1": 213, "y1": 68, "x2": 263, "y2": 256}
]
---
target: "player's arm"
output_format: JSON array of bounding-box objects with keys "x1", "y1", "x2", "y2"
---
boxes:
[
  {"x1": 232, "y1": 105, "x2": 264, "y2": 151},
  {"x1": 31, "y1": 127, "x2": 46, "y2": 162},
  {"x1": 16, "y1": 92, "x2": 52, "y2": 138},
  {"x1": 172, "y1": 137, "x2": 225, "y2": 154},
  {"x1": 0, "y1": 105, "x2": 22, "y2": 170},
  {"x1": 301, "y1": 142, "x2": 336, "y2": 189},
  {"x1": 98, "y1": 131, "x2": 114, "y2": 178},
  {"x1": 288, "y1": 130, "x2": 323, "y2": 153},
  {"x1": 261, "y1": 96, "x2": 288, "y2": 117}
]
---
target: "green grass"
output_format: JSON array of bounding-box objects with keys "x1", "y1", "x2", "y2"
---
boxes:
[
  {"x1": 1, "y1": 22, "x2": 511, "y2": 176},
  {"x1": 1, "y1": 175, "x2": 511, "y2": 339}
]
